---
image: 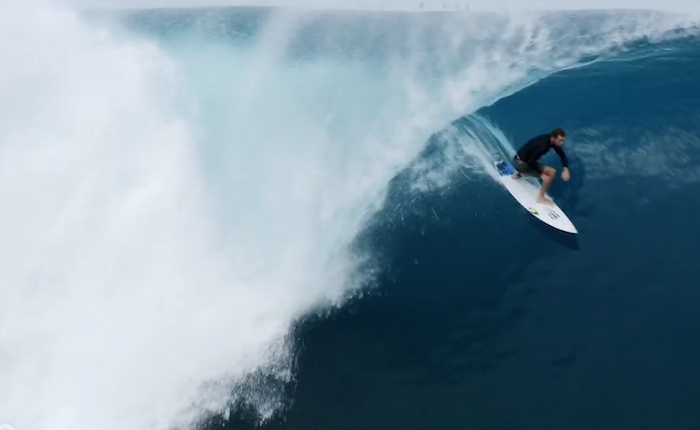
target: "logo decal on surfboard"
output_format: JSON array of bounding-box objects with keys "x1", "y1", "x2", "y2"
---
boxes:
[
  {"x1": 528, "y1": 207, "x2": 538, "y2": 215},
  {"x1": 547, "y1": 209, "x2": 560, "y2": 220}
]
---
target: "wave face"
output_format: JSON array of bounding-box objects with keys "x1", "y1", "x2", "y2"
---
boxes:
[{"x1": 0, "y1": 3, "x2": 698, "y2": 430}]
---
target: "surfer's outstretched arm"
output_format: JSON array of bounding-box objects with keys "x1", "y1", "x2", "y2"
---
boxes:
[{"x1": 553, "y1": 145, "x2": 570, "y2": 181}]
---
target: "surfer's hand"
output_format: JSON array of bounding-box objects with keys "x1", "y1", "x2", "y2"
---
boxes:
[{"x1": 561, "y1": 168, "x2": 570, "y2": 181}]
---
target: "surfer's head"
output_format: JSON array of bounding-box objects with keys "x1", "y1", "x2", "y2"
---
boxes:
[{"x1": 550, "y1": 128, "x2": 566, "y2": 146}]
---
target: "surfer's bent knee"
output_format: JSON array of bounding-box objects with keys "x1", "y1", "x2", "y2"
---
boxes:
[{"x1": 540, "y1": 166, "x2": 555, "y2": 180}]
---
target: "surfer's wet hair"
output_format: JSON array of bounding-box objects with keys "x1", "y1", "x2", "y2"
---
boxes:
[{"x1": 551, "y1": 128, "x2": 566, "y2": 138}]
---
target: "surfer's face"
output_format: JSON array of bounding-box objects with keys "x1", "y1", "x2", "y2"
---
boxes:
[{"x1": 551, "y1": 136, "x2": 565, "y2": 146}]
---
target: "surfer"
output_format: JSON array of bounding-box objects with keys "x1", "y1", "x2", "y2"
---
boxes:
[{"x1": 511, "y1": 128, "x2": 570, "y2": 205}]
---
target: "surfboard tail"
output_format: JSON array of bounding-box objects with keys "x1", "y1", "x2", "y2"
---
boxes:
[{"x1": 495, "y1": 160, "x2": 516, "y2": 176}]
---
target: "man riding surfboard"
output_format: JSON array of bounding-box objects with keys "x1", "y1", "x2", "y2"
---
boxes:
[{"x1": 511, "y1": 128, "x2": 571, "y2": 205}]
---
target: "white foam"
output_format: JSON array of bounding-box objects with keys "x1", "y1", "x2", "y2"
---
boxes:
[
  {"x1": 67, "y1": 0, "x2": 700, "y2": 19},
  {"x1": 571, "y1": 126, "x2": 700, "y2": 182},
  {"x1": 0, "y1": 3, "x2": 298, "y2": 430}
]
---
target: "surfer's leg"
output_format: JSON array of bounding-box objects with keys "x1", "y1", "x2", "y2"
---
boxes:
[
  {"x1": 511, "y1": 157, "x2": 521, "y2": 178},
  {"x1": 538, "y1": 166, "x2": 555, "y2": 205},
  {"x1": 512, "y1": 157, "x2": 532, "y2": 179}
]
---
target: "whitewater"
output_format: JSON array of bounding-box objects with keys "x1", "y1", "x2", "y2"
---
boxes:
[{"x1": 0, "y1": 1, "x2": 697, "y2": 430}]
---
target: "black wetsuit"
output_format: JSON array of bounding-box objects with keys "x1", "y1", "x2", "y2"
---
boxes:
[{"x1": 514, "y1": 133, "x2": 568, "y2": 175}]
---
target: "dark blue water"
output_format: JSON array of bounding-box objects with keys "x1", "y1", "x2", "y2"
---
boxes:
[
  {"x1": 103, "y1": 7, "x2": 700, "y2": 430},
  {"x1": 208, "y1": 30, "x2": 700, "y2": 430}
]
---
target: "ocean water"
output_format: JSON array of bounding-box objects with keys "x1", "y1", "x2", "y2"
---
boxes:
[{"x1": 1, "y1": 3, "x2": 699, "y2": 430}]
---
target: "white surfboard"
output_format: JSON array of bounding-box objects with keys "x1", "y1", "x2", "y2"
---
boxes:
[{"x1": 493, "y1": 160, "x2": 578, "y2": 234}]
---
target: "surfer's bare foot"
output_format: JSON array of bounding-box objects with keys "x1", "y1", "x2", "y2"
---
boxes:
[
  {"x1": 537, "y1": 195, "x2": 554, "y2": 205},
  {"x1": 511, "y1": 172, "x2": 521, "y2": 179}
]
